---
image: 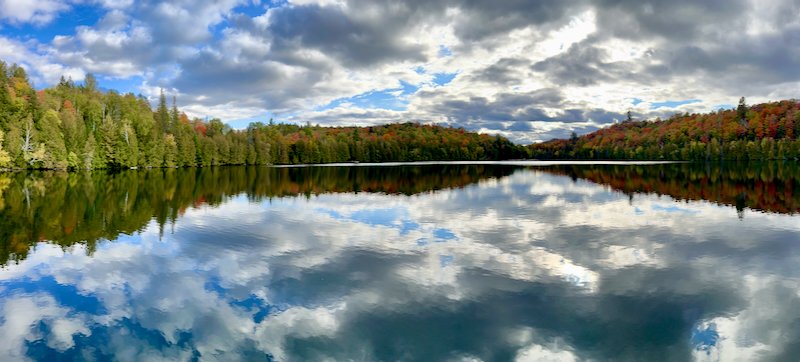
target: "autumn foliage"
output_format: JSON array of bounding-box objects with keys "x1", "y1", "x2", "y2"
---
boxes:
[
  {"x1": 530, "y1": 99, "x2": 800, "y2": 160},
  {"x1": 541, "y1": 162, "x2": 800, "y2": 215},
  {"x1": 0, "y1": 60, "x2": 526, "y2": 170}
]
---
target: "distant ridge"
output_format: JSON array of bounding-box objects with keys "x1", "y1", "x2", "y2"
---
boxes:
[{"x1": 530, "y1": 99, "x2": 800, "y2": 161}]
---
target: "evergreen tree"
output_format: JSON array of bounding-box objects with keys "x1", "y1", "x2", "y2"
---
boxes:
[
  {"x1": 156, "y1": 89, "x2": 170, "y2": 134},
  {"x1": 737, "y1": 97, "x2": 748, "y2": 124},
  {"x1": 163, "y1": 134, "x2": 177, "y2": 167},
  {"x1": 170, "y1": 95, "x2": 179, "y2": 131},
  {"x1": 39, "y1": 110, "x2": 68, "y2": 169},
  {"x1": 99, "y1": 116, "x2": 118, "y2": 168}
]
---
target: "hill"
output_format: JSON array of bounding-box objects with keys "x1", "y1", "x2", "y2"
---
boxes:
[
  {"x1": 530, "y1": 99, "x2": 800, "y2": 161},
  {"x1": 0, "y1": 60, "x2": 526, "y2": 170}
]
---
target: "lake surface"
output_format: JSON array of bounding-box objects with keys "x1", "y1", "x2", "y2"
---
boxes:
[{"x1": 1, "y1": 162, "x2": 799, "y2": 361}]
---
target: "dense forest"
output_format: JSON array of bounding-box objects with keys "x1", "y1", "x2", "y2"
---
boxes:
[
  {"x1": 0, "y1": 61, "x2": 526, "y2": 170},
  {"x1": 0, "y1": 165, "x2": 516, "y2": 265},
  {"x1": 530, "y1": 98, "x2": 800, "y2": 160}
]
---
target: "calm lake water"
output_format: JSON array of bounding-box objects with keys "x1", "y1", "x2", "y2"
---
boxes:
[{"x1": 1, "y1": 162, "x2": 799, "y2": 361}]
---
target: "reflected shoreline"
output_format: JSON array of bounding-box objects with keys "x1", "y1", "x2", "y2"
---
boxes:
[
  {"x1": 539, "y1": 161, "x2": 800, "y2": 216},
  {"x1": 0, "y1": 165, "x2": 516, "y2": 265},
  {"x1": 2, "y1": 161, "x2": 799, "y2": 266}
]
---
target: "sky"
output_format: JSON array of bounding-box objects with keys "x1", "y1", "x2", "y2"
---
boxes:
[{"x1": 0, "y1": 0, "x2": 798, "y2": 143}]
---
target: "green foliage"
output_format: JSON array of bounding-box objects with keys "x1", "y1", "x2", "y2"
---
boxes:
[
  {"x1": 0, "y1": 164, "x2": 516, "y2": 265},
  {"x1": 0, "y1": 130, "x2": 10, "y2": 168},
  {"x1": 0, "y1": 59, "x2": 528, "y2": 171}
]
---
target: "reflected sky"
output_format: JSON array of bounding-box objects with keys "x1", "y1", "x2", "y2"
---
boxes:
[{"x1": 1, "y1": 165, "x2": 800, "y2": 361}]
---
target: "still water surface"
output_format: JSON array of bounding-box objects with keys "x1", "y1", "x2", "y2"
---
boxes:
[{"x1": 0, "y1": 162, "x2": 799, "y2": 361}]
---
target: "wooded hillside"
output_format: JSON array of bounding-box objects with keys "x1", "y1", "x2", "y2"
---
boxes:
[
  {"x1": 530, "y1": 98, "x2": 800, "y2": 161},
  {"x1": 0, "y1": 61, "x2": 526, "y2": 170}
]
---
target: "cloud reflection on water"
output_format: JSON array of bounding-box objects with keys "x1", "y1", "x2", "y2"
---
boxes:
[{"x1": 0, "y1": 167, "x2": 799, "y2": 360}]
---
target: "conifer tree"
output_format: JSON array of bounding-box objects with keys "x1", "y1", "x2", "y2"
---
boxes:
[{"x1": 156, "y1": 89, "x2": 169, "y2": 134}]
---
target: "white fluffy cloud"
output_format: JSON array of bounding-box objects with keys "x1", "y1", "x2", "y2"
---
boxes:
[
  {"x1": 0, "y1": 0, "x2": 69, "y2": 25},
  {"x1": 2, "y1": 0, "x2": 799, "y2": 142}
]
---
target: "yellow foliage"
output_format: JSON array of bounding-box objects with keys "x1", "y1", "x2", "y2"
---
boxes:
[
  {"x1": 0, "y1": 130, "x2": 10, "y2": 168},
  {"x1": 0, "y1": 175, "x2": 9, "y2": 211}
]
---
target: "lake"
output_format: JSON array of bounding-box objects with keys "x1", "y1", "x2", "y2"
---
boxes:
[{"x1": 0, "y1": 162, "x2": 799, "y2": 361}]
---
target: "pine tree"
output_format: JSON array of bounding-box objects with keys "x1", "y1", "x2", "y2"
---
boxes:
[
  {"x1": 163, "y1": 134, "x2": 177, "y2": 167},
  {"x1": 156, "y1": 89, "x2": 170, "y2": 134},
  {"x1": 170, "y1": 95, "x2": 179, "y2": 131},
  {"x1": 738, "y1": 97, "x2": 748, "y2": 125},
  {"x1": 99, "y1": 116, "x2": 118, "y2": 168}
]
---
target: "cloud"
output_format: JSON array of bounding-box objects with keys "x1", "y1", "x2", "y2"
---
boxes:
[
  {"x1": 0, "y1": 0, "x2": 70, "y2": 25},
  {"x1": 0, "y1": 36, "x2": 85, "y2": 86},
  {"x1": 3, "y1": 0, "x2": 800, "y2": 143},
  {"x1": 3, "y1": 168, "x2": 800, "y2": 359}
]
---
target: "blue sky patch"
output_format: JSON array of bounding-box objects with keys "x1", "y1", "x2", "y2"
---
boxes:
[
  {"x1": 317, "y1": 80, "x2": 419, "y2": 112},
  {"x1": 98, "y1": 75, "x2": 145, "y2": 96},
  {"x1": 0, "y1": 4, "x2": 104, "y2": 43},
  {"x1": 400, "y1": 220, "x2": 421, "y2": 235},
  {"x1": 433, "y1": 72, "x2": 457, "y2": 86},
  {"x1": 691, "y1": 322, "x2": 719, "y2": 354},
  {"x1": 0, "y1": 276, "x2": 107, "y2": 315},
  {"x1": 650, "y1": 99, "x2": 701, "y2": 109},
  {"x1": 651, "y1": 204, "x2": 700, "y2": 215},
  {"x1": 433, "y1": 228, "x2": 457, "y2": 241},
  {"x1": 438, "y1": 45, "x2": 453, "y2": 57},
  {"x1": 714, "y1": 104, "x2": 735, "y2": 110},
  {"x1": 439, "y1": 255, "x2": 455, "y2": 267}
]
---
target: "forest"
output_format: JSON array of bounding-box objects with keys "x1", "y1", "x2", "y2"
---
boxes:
[
  {"x1": 530, "y1": 98, "x2": 800, "y2": 160},
  {"x1": 6, "y1": 57, "x2": 800, "y2": 167},
  {"x1": 0, "y1": 61, "x2": 526, "y2": 170}
]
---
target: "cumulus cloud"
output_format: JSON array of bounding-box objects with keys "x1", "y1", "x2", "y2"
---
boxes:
[
  {"x1": 3, "y1": 167, "x2": 800, "y2": 359},
  {"x1": 2, "y1": 0, "x2": 799, "y2": 142},
  {"x1": 0, "y1": 0, "x2": 69, "y2": 25}
]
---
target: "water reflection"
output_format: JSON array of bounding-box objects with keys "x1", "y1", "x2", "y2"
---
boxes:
[
  {"x1": 0, "y1": 163, "x2": 799, "y2": 361},
  {"x1": 0, "y1": 165, "x2": 515, "y2": 266},
  {"x1": 541, "y1": 161, "x2": 800, "y2": 215}
]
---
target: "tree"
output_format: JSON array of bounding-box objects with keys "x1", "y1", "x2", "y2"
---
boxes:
[
  {"x1": 170, "y1": 95, "x2": 179, "y2": 130},
  {"x1": 0, "y1": 130, "x2": 10, "y2": 168},
  {"x1": 163, "y1": 134, "x2": 177, "y2": 167},
  {"x1": 737, "y1": 97, "x2": 748, "y2": 124},
  {"x1": 99, "y1": 116, "x2": 119, "y2": 168},
  {"x1": 156, "y1": 89, "x2": 169, "y2": 134},
  {"x1": 83, "y1": 73, "x2": 97, "y2": 93},
  {"x1": 39, "y1": 110, "x2": 68, "y2": 169}
]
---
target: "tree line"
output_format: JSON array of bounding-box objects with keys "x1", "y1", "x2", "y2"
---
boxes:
[
  {"x1": 530, "y1": 98, "x2": 800, "y2": 161},
  {"x1": 0, "y1": 60, "x2": 526, "y2": 170}
]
